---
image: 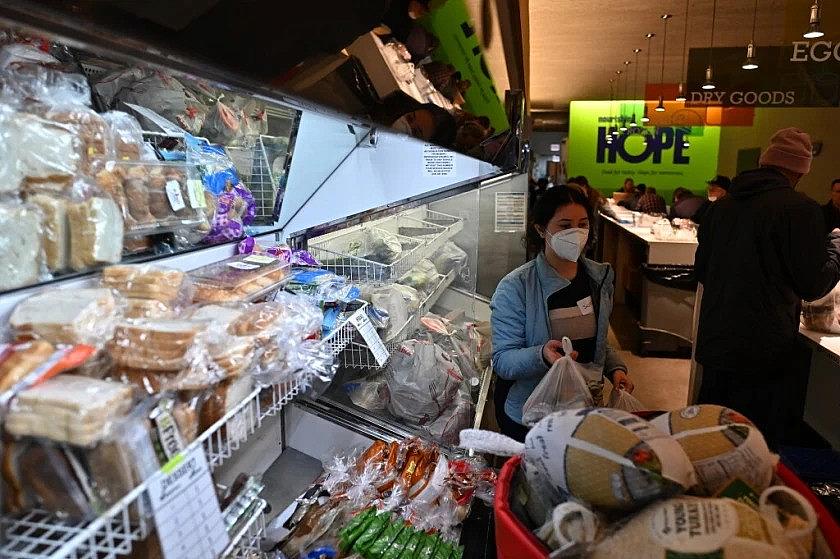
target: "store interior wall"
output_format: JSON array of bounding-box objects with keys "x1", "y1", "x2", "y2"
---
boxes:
[
  {"x1": 530, "y1": 130, "x2": 567, "y2": 180},
  {"x1": 717, "y1": 108, "x2": 840, "y2": 205}
]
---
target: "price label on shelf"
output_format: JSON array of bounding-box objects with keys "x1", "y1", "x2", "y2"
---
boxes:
[
  {"x1": 165, "y1": 180, "x2": 186, "y2": 212},
  {"x1": 187, "y1": 179, "x2": 208, "y2": 208},
  {"x1": 349, "y1": 311, "x2": 390, "y2": 367},
  {"x1": 148, "y1": 446, "x2": 229, "y2": 559}
]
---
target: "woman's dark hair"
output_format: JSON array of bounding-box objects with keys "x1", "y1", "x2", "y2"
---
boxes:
[{"x1": 526, "y1": 184, "x2": 595, "y2": 257}]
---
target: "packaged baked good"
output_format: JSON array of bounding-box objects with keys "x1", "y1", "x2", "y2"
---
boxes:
[
  {"x1": 198, "y1": 374, "x2": 254, "y2": 435},
  {"x1": 15, "y1": 112, "x2": 81, "y2": 189},
  {"x1": 43, "y1": 106, "x2": 111, "y2": 176},
  {"x1": 102, "y1": 264, "x2": 193, "y2": 310},
  {"x1": 0, "y1": 104, "x2": 22, "y2": 195},
  {"x1": 25, "y1": 192, "x2": 69, "y2": 272},
  {"x1": 66, "y1": 179, "x2": 124, "y2": 271},
  {"x1": 0, "y1": 340, "x2": 55, "y2": 393},
  {"x1": 10, "y1": 287, "x2": 120, "y2": 347},
  {"x1": 6, "y1": 374, "x2": 133, "y2": 446},
  {"x1": 0, "y1": 200, "x2": 46, "y2": 291},
  {"x1": 189, "y1": 253, "x2": 291, "y2": 304},
  {"x1": 101, "y1": 111, "x2": 146, "y2": 161}
]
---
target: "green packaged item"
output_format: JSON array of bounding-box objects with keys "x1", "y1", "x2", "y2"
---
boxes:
[
  {"x1": 415, "y1": 533, "x2": 439, "y2": 559},
  {"x1": 352, "y1": 512, "x2": 391, "y2": 555},
  {"x1": 397, "y1": 530, "x2": 424, "y2": 559},
  {"x1": 366, "y1": 518, "x2": 405, "y2": 559},
  {"x1": 383, "y1": 524, "x2": 416, "y2": 559},
  {"x1": 340, "y1": 508, "x2": 377, "y2": 552}
]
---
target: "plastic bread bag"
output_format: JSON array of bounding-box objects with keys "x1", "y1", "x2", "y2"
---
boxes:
[
  {"x1": 361, "y1": 227, "x2": 403, "y2": 264},
  {"x1": 398, "y1": 259, "x2": 440, "y2": 293},
  {"x1": 460, "y1": 408, "x2": 696, "y2": 517},
  {"x1": 203, "y1": 181, "x2": 257, "y2": 244},
  {"x1": 10, "y1": 287, "x2": 122, "y2": 349},
  {"x1": 0, "y1": 42, "x2": 60, "y2": 69},
  {"x1": 229, "y1": 294, "x2": 324, "y2": 342},
  {"x1": 101, "y1": 111, "x2": 149, "y2": 161},
  {"x1": 65, "y1": 177, "x2": 124, "y2": 271},
  {"x1": 432, "y1": 241, "x2": 468, "y2": 276},
  {"x1": 237, "y1": 237, "x2": 321, "y2": 267},
  {"x1": 590, "y1": 493, "x2": 816, "y2": 559},
  {"x1": 802, "y1": 280, "x2": 840, "y2": 333},
  {"x1": 5, "y1": 373, "x2": 134, "y2": 447},
  {"x1": 0, "y1": 199, "x2": 49, "y2": 291},
  {"x1": 101, "y1": 264, "x2": 194, "y2": 316},
  {"x1": 5, "y1": 438, "x2": 100, "y2": 520},
  {"x1": 521, "y1": 338, "x2": 594, "y2": 426},
  {"x1": 0, "y1": 103, "x2": 23, "y2": 195},
  {"x1": 256, "y1": 337, "x2": 337, "y2": 389},
  {"x1": 607, "y1": 387, "x2": 646, "y2": 413},
  {"x1": 387, "y1": 339, "x2": 464, "y2": 425}
]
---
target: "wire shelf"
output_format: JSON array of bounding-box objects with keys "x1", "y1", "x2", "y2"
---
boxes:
[
  {"x1": 342, "y1": 269, "x2": 457, "y2": 370},
  {"x1": 226, "y1": 135, "x2": 286, "y2": 226},
  {"x1": 224, "y1": 499, "x2": 266, "y2": 558},
  {"x1": 308, "y1": 211, "x2": 462, "y2": 283}
]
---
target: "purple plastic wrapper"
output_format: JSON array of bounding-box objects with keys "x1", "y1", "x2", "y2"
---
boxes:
[
  {"x1": 233, "y1": 183, "x2": 256, "y2": 225},
  {"x1": 237, "y1": 237, "x2": 320, "y2": 267},
  {"x1": 204, "y1": 182, "x2": 256, "y2": 244},
  {"x1": 237, "y1": 236, "x2": 256, "y2": 255}
]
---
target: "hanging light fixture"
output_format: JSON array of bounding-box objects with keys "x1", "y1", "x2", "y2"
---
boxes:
[
  {"x1": 743, "y1": 0, "x2": 759, "y2": 70},
  {"x1": 620, "y1": 60, "x2": 631, "y2": 130},
  {"x1": 702, "y1": 0, "x2": 718, "y2": 90},
  {"x1": 804, "y1": 1, "x2": 824, "y2": 39},
  {"x1": 676, "y1": 0, "x2": 689, "y2": 101},
  {"x1": 607, "y1": 79, "x2": 616, "y2": 141},
  {"x1": 655, "y1": 14, "x2": 671, "y2": 112},
  {"x1": 630, "y1": 48, "x2": 641, "y2": 127},
  {"x1": 642, "y1": 33, "x2": 655, "y2": 123},
  {"x1": 613, "y1": 70, "x2": 622, "y2": 136}
]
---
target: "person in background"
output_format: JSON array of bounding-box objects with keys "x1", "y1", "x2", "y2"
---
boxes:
[
  {"x1": 670, "y1": 187, "x2": 708, "y2": 223},
  {"x1": 821, "y1": 178, "x2": 840, "y2": 234},
  {"x1": 385, "y1": 101, "x2": 457, "y2": 146},
  {"x1": 636, "y1": 185, "x2": 667, "y2": 215},
  {"x1": 707, "y1": 175, "x2": 731, "y2": 201},
  {"x1": 570, "y1": 175, "x2": 605, "y2": 257},
  {"x1": 491, "y1": 186, "x2": 632, "y2": 442},
  {"x1": 617, "y1": 177, "x2": 635, "y2": 194},
  {"x1": 695, "y1": 128, "x2": 840, "y2": 448},
  {"x1": 618, "y1": 183, "x2": 646, "y2": 210}
]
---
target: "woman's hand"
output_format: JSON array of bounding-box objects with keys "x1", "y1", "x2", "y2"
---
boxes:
[
  {"x1": 612, "y1": 370, "x2": 634, "y2": 393},
  {"x1": 543, "y1": 340, "x2": 578, "y2": 365}
]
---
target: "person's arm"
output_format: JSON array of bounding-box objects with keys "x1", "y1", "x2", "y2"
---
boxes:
[
  {"x1": 490, "y1": 278, "x2": 550, "y2": 380},
  {"x1": 783, "y1": 202, "x2": 840, "y2": 301}
]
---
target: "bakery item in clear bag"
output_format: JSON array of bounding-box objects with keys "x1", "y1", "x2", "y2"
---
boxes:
[
  {"x1": 25, "y1": 192, "x2": 69, "y2": 272},
  {"x1": 0, "y1": 201, "x2": 45, "y2": 291},
  {"x1": 67, "y1": 196, "x2": 124, "y2": 271}
]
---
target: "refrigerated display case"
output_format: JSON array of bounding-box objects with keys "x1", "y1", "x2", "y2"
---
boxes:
[{"x1": 0, "y1": 3, "x2": 523, "y2": 558}]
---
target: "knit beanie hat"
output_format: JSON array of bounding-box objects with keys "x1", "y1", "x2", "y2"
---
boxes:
[{"x1": 759, "y1": 127, "x2": 813, "y2": 174}]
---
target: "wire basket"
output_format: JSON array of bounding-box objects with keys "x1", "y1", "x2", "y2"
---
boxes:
[{"x1": 226, "y1": 135, "x2": 287, "y2": 225}]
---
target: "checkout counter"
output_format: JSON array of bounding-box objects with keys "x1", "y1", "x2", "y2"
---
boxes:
[{"x1": 598, "y1": 203, "x2": 698, "y2": 354}]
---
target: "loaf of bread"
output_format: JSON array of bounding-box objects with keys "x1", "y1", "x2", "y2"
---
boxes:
[
  {"x1": 0, "y1": 340, "x2": 55, "y2": 393},
  {"x1": 6, "y1": 374, "x2": 133, "y2": 446},
  {"x1": 124, "y1": 298, "x2": 174, "y2": 319},
  {"x1": 102, "y1": 111, "x2": 145, "y2": 161},
  {"x1": 111, "y1": 319, "x2": 208, "y2": 375},
  {"x1": 0, "y1": 108, "x2": 22, "y2": 194},
  {"x1": 45, "y1": 108, "x2": 110, "y2": 175},
  {"x1": 16, "y1": 113, "x2": 81, "y2": 184},
  {"x1": 67, "y1": 196, "x2": 124, "y2": 271},
  {"x1": 16, "y1": 441, "x2": 96, "y2": 519},
  {"x1": 199, "y1": 374, "x2": 254, "y2": 434},
  {"x1": 95, "y1": 169, "x2": 134, "y2": 228},
  {"x1": 10, "y1": 288, "x2": 118, "y2": 346},
  {"x1": 26, "y1": 192, "x2": 69, "y2": 272},
  {"x1": 102, "y1": 265, "x2": 187, "y2": 304},
  {"x1": 0, "y1": 202, "x2": 43, "y2": 291}
]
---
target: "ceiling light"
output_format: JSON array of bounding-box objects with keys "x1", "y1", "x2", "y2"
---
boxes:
[
  {"x1": 742, "y1": 43, "x2": 758, "y2": 70},
  {"x1": 612, "y1": 126, "x2": 620, "y2": 137},
  {"x1": 683, "y1": 140, "x2": 690, "y2": 148},
  {"x1": 804, "y1": 1, "x2": 824, "y2": 39},
  {"x1": 630, "y1": 114, "x2": 638, "y2": 127},
  {"x1": 619, "y1": 118, "x2": 628, "y2": 132},
  {"x1": 743, "y1": 0, "x2": 759, "y2": 70},
  {"x1": 641, "y1": 105, "x2": 650, "y2": 123},
  {"x1": 630, "y1": 48, "x2": 641, "y2": 129},
  {"x1": 677, "y1": 0, "x2": 689, "y2": 102},
  {"x1": 655, "y1": 95, "x2": 666, "y2": 112},
  {"x1": 701, "y1": 65, "x2": 715, "y2": 90}
]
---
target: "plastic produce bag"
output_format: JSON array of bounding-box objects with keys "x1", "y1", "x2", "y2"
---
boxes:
[
  {"x1": 802, "y1": 281, "x2": 840, "y2": 333},
  {"x1": 199, "y1": 100, "x2": 242, "y2": 145},
  {"x1": 423, "y1": 385, "x2": 473, "y2": 445},
  {"x1": 362, "y1": 283, "x2": 421, "y2": 341},
  {"x1": 362, "y1": 228, "x2": 402, "y2": 264},
  {"x1": 607, "y1": 387, "x2": 645, "y2": 412},
  {"x1": 398, "y1": 259, "x2": 439, "y2": 293},
  {"x1": 432, "y1": 241, "x2": 468, "y2": 276},
  {"x1": 387, "y1": 339, "x2": 464, "y2": 424},
  {"x1": 114, "y1": 71, "x2": 208, "y2": 134},
  {"x1": 521, "y1": 338, "x2": 593, "y2": 425}
]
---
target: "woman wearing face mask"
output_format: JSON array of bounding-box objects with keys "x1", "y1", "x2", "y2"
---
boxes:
[{"x1": 490, "y1": 185, "x2": 633, "y2": 442}]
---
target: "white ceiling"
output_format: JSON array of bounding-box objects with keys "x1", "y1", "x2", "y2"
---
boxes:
[{"x1": 527, "y1": 0, "x2": 831, "y2": 109}]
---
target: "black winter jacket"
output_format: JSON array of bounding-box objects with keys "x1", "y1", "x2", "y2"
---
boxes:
[{"x1": 695, "y1": 167, "x2": 840, "y2": 370}]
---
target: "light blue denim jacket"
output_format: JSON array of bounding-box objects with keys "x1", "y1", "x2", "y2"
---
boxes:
[{"x1": 490, "y1": 253, "x2": 627, "y2": 424}]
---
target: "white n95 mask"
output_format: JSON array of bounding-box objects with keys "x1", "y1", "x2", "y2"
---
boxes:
[{"x1": 549, "y1": 228, "x2": 589, "y2": 261}]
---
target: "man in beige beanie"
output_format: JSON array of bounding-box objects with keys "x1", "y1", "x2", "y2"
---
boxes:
[{"x1": 694, "y1": 127, "x2": 840, "y2": 447}]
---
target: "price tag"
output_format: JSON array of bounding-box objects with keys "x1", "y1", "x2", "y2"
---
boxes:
[
  {"x1": 243, "y1": 254, "x2": 277, "y2": 265},
  {"x1": 149, "y1": 446, "x2": 229, "y2": 559},
  {"x1": 165, "y1": 180, "x2": 186, "y2": 211},
  {"x1": 228, "y1": 262, "x2": 260, "y2": 270},
  {"x1": 187, "y1": 179, "x2": 208, "y2": 208},
  {"x1": 349, "y1": 311, "x2": 390, "y2": 367}
]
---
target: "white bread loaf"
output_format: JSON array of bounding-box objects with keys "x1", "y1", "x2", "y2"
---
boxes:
[
  {"x1": 26, "y1": 193, "x2": 69, "y2": 272},
  {"x1": 10, "y1": 288, "x2": 118, "y2": 345},
  {"x1": 67, "y1": 197, "x2": 123, "y2": 271},
  {"x1": 0, "y1": 202, "x2": 43, "y2": 291}
]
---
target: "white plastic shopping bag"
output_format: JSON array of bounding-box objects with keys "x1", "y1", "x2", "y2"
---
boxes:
[
  {"x1": 521, "y1": 338, "x2": 593, "y2": 426},
  {"x1": 607, "y1": 387, "x2": 646, "y2": 412}
]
